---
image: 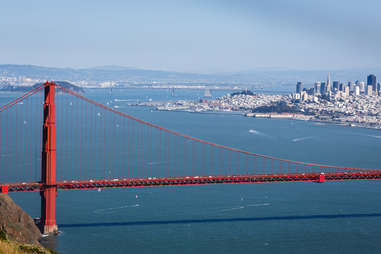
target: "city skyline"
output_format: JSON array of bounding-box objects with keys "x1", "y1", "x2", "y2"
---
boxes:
[
  {"x1": 1, "y1": 0, "x2": 381, "y2": 73},
  {"x1": 295, "y1": 73, "x2": 380, "y2": 100}
]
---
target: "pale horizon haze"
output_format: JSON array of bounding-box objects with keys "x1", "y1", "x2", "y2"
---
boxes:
[{"x1": 1, "y1": 0, "x2": 381, "y2": 73}]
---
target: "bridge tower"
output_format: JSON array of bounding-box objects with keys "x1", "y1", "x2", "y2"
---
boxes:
[{"x1": 40, "y1": 81, "x2": 58, "y2": 234}]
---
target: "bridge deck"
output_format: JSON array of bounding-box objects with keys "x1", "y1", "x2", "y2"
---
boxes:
[{"x1": 2, "y1": 172, "x2": 381, "y2": 193}]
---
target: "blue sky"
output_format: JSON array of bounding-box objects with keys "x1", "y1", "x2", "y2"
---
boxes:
[{"x1": 1, "y1": 0, "x2": 380, "y2": 73}]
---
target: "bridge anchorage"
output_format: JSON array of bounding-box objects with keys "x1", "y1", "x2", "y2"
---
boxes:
[{"x1": 0, "y1": 81, "x2": 380, "y2": 235}]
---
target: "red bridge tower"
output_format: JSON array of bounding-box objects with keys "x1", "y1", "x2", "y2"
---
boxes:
[{"x1": 40, "y1": 81, "x2": 58, "y2": 234}]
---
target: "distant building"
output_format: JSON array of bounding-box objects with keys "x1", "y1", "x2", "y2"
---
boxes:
[
  {"x1": 366, "y1": 85, "x2": 373, "y2": 96},
  {"x1": 314, "y1": 82, "x2": 321, "y2": 95},
  {"x1": 347, "y1": 81, "x2": 354, "y2": 92},
  {"x1": 378, "y1": 83, "x2": 381, "y2": 95},
  {"x1": 320, "y1": 82, "x2": 326, "y2": 95},
  {"x1": 354, "y1": 85, "x2": 360, "y2": 96},
  {"x1": 333, "y1": 81, "x2": 339, "y2": 91},
  {"x1": 359, "y1": 81, "x2": 365, "y2": 93},
  {"x1": 326, "y1": 73, "x2": 331, "y2": 93},
  {"x1": 301, "y1": 91, "x2": 309, "y2": 101},
  {"x1": 367, "y1": 74, "x2": 377, "y2": 91},
  {"x1": 339, "y1": 83, "x2": 345, "y2": 91},
  {"x1": 296, "y1": 82, "x2": 303, "y2": 94},
  {"x1": 343, "y1": 85, "x2": 350, "y2": 97}
]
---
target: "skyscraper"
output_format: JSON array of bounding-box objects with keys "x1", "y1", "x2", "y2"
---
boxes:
[
  {"x1": 333, "y1": 81, "x2": 339, "y2": 91},
  {"x1": 320, "y1": 82, "x2": 326, "y2": 95},
  {"x1": 326, "y1": 73, "x2": 331, "y2": 93},
  {"x1": 348, "y1": 81, "x2": 354, "y2": 92},
  {"x1": 314, "y1": 82, "x2": 321, "y2": 95},
  {"x1": 354, "y1": 85, "x2": 360, "y2": 96},
  {"x1": 339, "y1": 83, "x2": 345, "y2": 91},
  {"x1": 296, "y1": 82, "x2": 303, "y2": 94},
  {"x1": 366, "y1": 85, "x2": 373, "y2": 96},
  {"x1": 367, "y1": 74, "x2": 377, "y2": 91}
]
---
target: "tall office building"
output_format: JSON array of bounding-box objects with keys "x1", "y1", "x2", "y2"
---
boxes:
[
  {"x1": 339, "y1": 83, "x2": 345, "y2": 91},
  {"x1": 332, "y1": 81, "x2": 339, "y2": 91},
  {"x1": 366, "y1": 85, "x2": 373, "y2": 96},
  {"x1": 320, "y1": 82, "x2": 326, "y2": 95},
  {"x1": 367, "y1": 74, "x2": 377, "y2": 91},
  {"x1": 354, "y1": 85, "x2": 360, "y2": 96},
  {"x1": 343, "y1": 85, "x2": 350, "y2": 97},
  {"x1": 347, "y1": 81, "x2": 354, "y2": 92},
  {"x1": 296, "y1": 82, "x2": 303, "y2": 94},
  {"x1": 314, "y1": 82, "x2": 321, "y2": 95},
  {"x1": 326, "y1": 73, "x2": 331, "y2": 92},
  {"x1": 359, "y1": 81, "x2": 365, "y2": 93},
  {"x1": 377, "y1": 83, "x2": 381, "y2": 95}
]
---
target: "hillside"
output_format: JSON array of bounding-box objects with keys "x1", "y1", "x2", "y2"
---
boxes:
[
  {"x1": 0, "y1": 194, "x2": 57, "y2": 253},
  {"x1": 0, "y1": 81, "x2": 84, "y2": 93},
  {"x1": 0, "y1": 64, "x2": 208, "y2": 83},
  {"x1": 0, "y1": 238, "x2": 57, "y2": 254}
]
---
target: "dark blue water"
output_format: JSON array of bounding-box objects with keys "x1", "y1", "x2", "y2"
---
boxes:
[{"x1": 6, "y1": 88, "x2": 381, "y2": 254}]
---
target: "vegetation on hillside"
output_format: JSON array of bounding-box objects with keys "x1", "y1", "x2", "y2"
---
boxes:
[{"x1": 0, "y1": 230, "x2": 57, "y2": 254}]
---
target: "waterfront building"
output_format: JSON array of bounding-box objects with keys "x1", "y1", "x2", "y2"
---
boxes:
[
  {"x1": 367, "y1": 74, "x2": 377, "y2": 92},
  {"x1": 296, "y1": 82, "x2": 303, "y2": 94}
]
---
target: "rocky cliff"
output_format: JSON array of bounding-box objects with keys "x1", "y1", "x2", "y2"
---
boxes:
[{"x1": 0, "y1": 194, "x2": 42, "y2": 246}]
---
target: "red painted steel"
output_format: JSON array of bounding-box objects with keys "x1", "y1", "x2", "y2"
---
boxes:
[
  {"x1": 1, "y1": 185, "x2": 8, "y2": 193},
  {"x1": 40, "y1": 81, "x2": 58, "y2": 234},
  {"x1": 319, "y1": 173, "x2": 326, "y2": 183},
  {"x1": 2, "y1": 172, "x2": 381, "y2": 193},
  {"x1": 0, "y1": 84, "x2": 45, "y2": 113}
]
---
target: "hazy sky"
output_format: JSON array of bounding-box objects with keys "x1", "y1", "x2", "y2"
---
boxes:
[{"x1": 1, "y1": 0, "x2": 380, "y2": 73}]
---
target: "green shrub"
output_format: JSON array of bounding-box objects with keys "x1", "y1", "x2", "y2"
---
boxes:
[
  {"x1": 19, "y1": 244, "x2": 46, "y2": 254},
  {"x1": 0, "y1": 230, "x2": 7, "y2": 241}
]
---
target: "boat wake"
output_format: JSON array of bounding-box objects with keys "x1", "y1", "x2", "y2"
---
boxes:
[
  {"x1": 93, "y1": 204, "x2": 140, "y2": 214},
  {"x1": 248, "y1": 129, "x2": 271, "y2": 137},
  {"x1": 220, "y1": 203, "x2": 271, "y2": 212},
  {"x1": 292, "y1": 136, "x2": 314, "y2": 142},
  {"x1": 366, "y1": 135, "x2": 381, "y2": 139},
  {"x1": 247, "y1": 203, "x2": 271, "y2": 207}
]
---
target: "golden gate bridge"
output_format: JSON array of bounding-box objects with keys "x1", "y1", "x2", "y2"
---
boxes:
[{"x1": 0, "y1": 82, "x2": 380, "y2": 234}]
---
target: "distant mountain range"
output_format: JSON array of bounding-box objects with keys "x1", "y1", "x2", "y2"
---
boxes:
[
  {"x1": 0, "y1": 64, "x2": 209, "y2": 83},
  {"x1": 0, "y1": 64, "x2": 379, "y2": 91}
]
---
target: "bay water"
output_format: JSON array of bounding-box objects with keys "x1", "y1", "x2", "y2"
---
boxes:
[{"x1": 6, "y1": 88, "x2": 381, "y2": 254}]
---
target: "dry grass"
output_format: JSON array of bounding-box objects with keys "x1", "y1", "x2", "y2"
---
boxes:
[
  {"x1": 0, "y1": 240, "x2": 24, "y2": 254},
  {"x1": 0, "y1": 239, "x2": 57, "y2": 254}
]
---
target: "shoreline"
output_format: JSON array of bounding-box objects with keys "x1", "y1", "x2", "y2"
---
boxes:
[{"x1": 136, "y1": 104, "x2": 381, "y2": 131}]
